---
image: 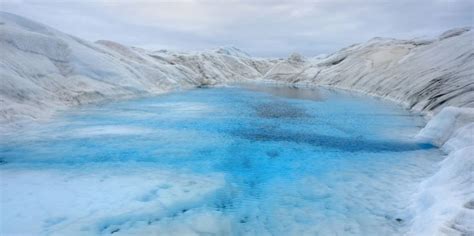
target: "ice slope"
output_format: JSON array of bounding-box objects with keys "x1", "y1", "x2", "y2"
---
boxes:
[
  {"x1": 409, "y1": 107, "x2": 474, "y2": 235},
  {"x1": 0, "y1": 12, "x2": 273, "y2": 127},
  {"x1": 264, "y1": 27, "x2": 474, "y2": 116},
  {"x1": 144, "y1": 47, "x2": 274, "y2": 85}
]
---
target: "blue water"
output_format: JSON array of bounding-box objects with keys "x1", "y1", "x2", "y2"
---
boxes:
[{"x1": 0, "y1": 85, "x2": 443, "y2": 235}]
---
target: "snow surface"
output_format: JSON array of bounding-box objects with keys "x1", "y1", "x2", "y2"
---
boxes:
[{"x1": 1, "y1": 11, "x2": 473, "y2": 235}]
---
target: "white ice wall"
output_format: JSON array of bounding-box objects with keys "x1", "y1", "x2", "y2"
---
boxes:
[{"x1": 410, "y1": 108, "x2": 474, "y2": 235}]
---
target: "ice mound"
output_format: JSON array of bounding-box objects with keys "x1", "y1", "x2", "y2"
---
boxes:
[
  {"x1": 214, "y1": 46, "x2": 251, "y2": 58},
  {"x1": 409, "y1": 107, "x2": 474, "y2": 235},
  {"x1": 443, "y1": 123, "x2": 474, "y2": 153},
  {"x1": 438, "y1": 27, "x2": 471, "y2": 40},
  {"x1": 262, "y1": 53, "x2": 308, "y2": 82},
  {"x1": 409, "y1": 146, "x2": 474, "y2": 235},
  {"x1": 417, "y1": 107, "x2": 474, "y2": 147}
]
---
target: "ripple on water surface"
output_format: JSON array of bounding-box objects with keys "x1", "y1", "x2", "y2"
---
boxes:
[{"x1": 0, "y1": 85, "x2": 444, "y2": 235}]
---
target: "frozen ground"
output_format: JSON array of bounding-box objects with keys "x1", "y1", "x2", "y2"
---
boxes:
[{"x1": 1, "y1": 86, "x2": 445, "y2": 235}]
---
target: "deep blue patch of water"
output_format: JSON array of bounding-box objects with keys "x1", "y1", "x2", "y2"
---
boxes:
[{"x1": 0, "y1": 85, "x2": 443, "y2": 235}]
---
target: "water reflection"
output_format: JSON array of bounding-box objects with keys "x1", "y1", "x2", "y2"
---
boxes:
[
  {"x1": 254, "y1": 101, "x2": 310, "y2": 119},
  {"x1": 238, "y1": 83, "x2": 325, "y2": 101},
  {"x1": 236, "y1": 126, "x2": 434, "y2": 152}
]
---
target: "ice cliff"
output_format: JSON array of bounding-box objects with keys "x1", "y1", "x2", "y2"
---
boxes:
[{"x1": 0, "y1": 12, "x2": 473, "y2": 235}]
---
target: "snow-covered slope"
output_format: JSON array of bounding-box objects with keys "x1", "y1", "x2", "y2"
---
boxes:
[
  {"x1": 144, "y1": 47, "x2": 274, "y2": 85},
  {"x1": 411, "y1": 107, "x2": 474, "y2": 235},
  {"x1": 1, "y1": 12, "x2": 473, "y2": 236},
  {"x1": 264, "y1": 28, "x2": 473, "y2": 116},
  {"x1": 4, "y1": 10, "x2": 469, "y2": 125},
  {"x1": 0, "y1": 12, "x2": 273, "y2": 126}
]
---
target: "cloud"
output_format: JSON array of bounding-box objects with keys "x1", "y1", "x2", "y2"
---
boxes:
[{"x1": 1, "y1": 0, "x2": 473, "y2": 57}]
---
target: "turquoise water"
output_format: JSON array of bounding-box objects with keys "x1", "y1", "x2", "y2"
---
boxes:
[{"x1": 0, "y1": 85, "x2": 443, "y2": 235}]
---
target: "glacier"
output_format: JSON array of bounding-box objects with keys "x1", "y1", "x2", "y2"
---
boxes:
[{"x1": 0, "y1": 11, "x2": 473, "y2": 235}]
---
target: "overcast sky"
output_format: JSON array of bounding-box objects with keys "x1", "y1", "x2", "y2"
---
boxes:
[{"x1": 1, "y1": 0, "x2": 473, "y2": 57}]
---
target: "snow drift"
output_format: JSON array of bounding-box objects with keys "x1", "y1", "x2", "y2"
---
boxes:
[{"x1": 1, "y1": 11, "x2": 473, "y2": 235}]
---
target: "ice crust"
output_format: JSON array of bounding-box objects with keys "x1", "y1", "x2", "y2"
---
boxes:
[
  {"x1": 410, "y1": 107, "x2": 474, "y2": 235},
  {"x1": 1, "y1": 12, "x2": 473, "y2": 235},
  {"x1": 0, "y1": 165, "x2": 227, "y2": 235}
]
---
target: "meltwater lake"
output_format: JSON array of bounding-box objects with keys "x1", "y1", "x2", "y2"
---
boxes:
[{"x1": 0, "y1": 84, "x2": 444, "y2": 235}]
